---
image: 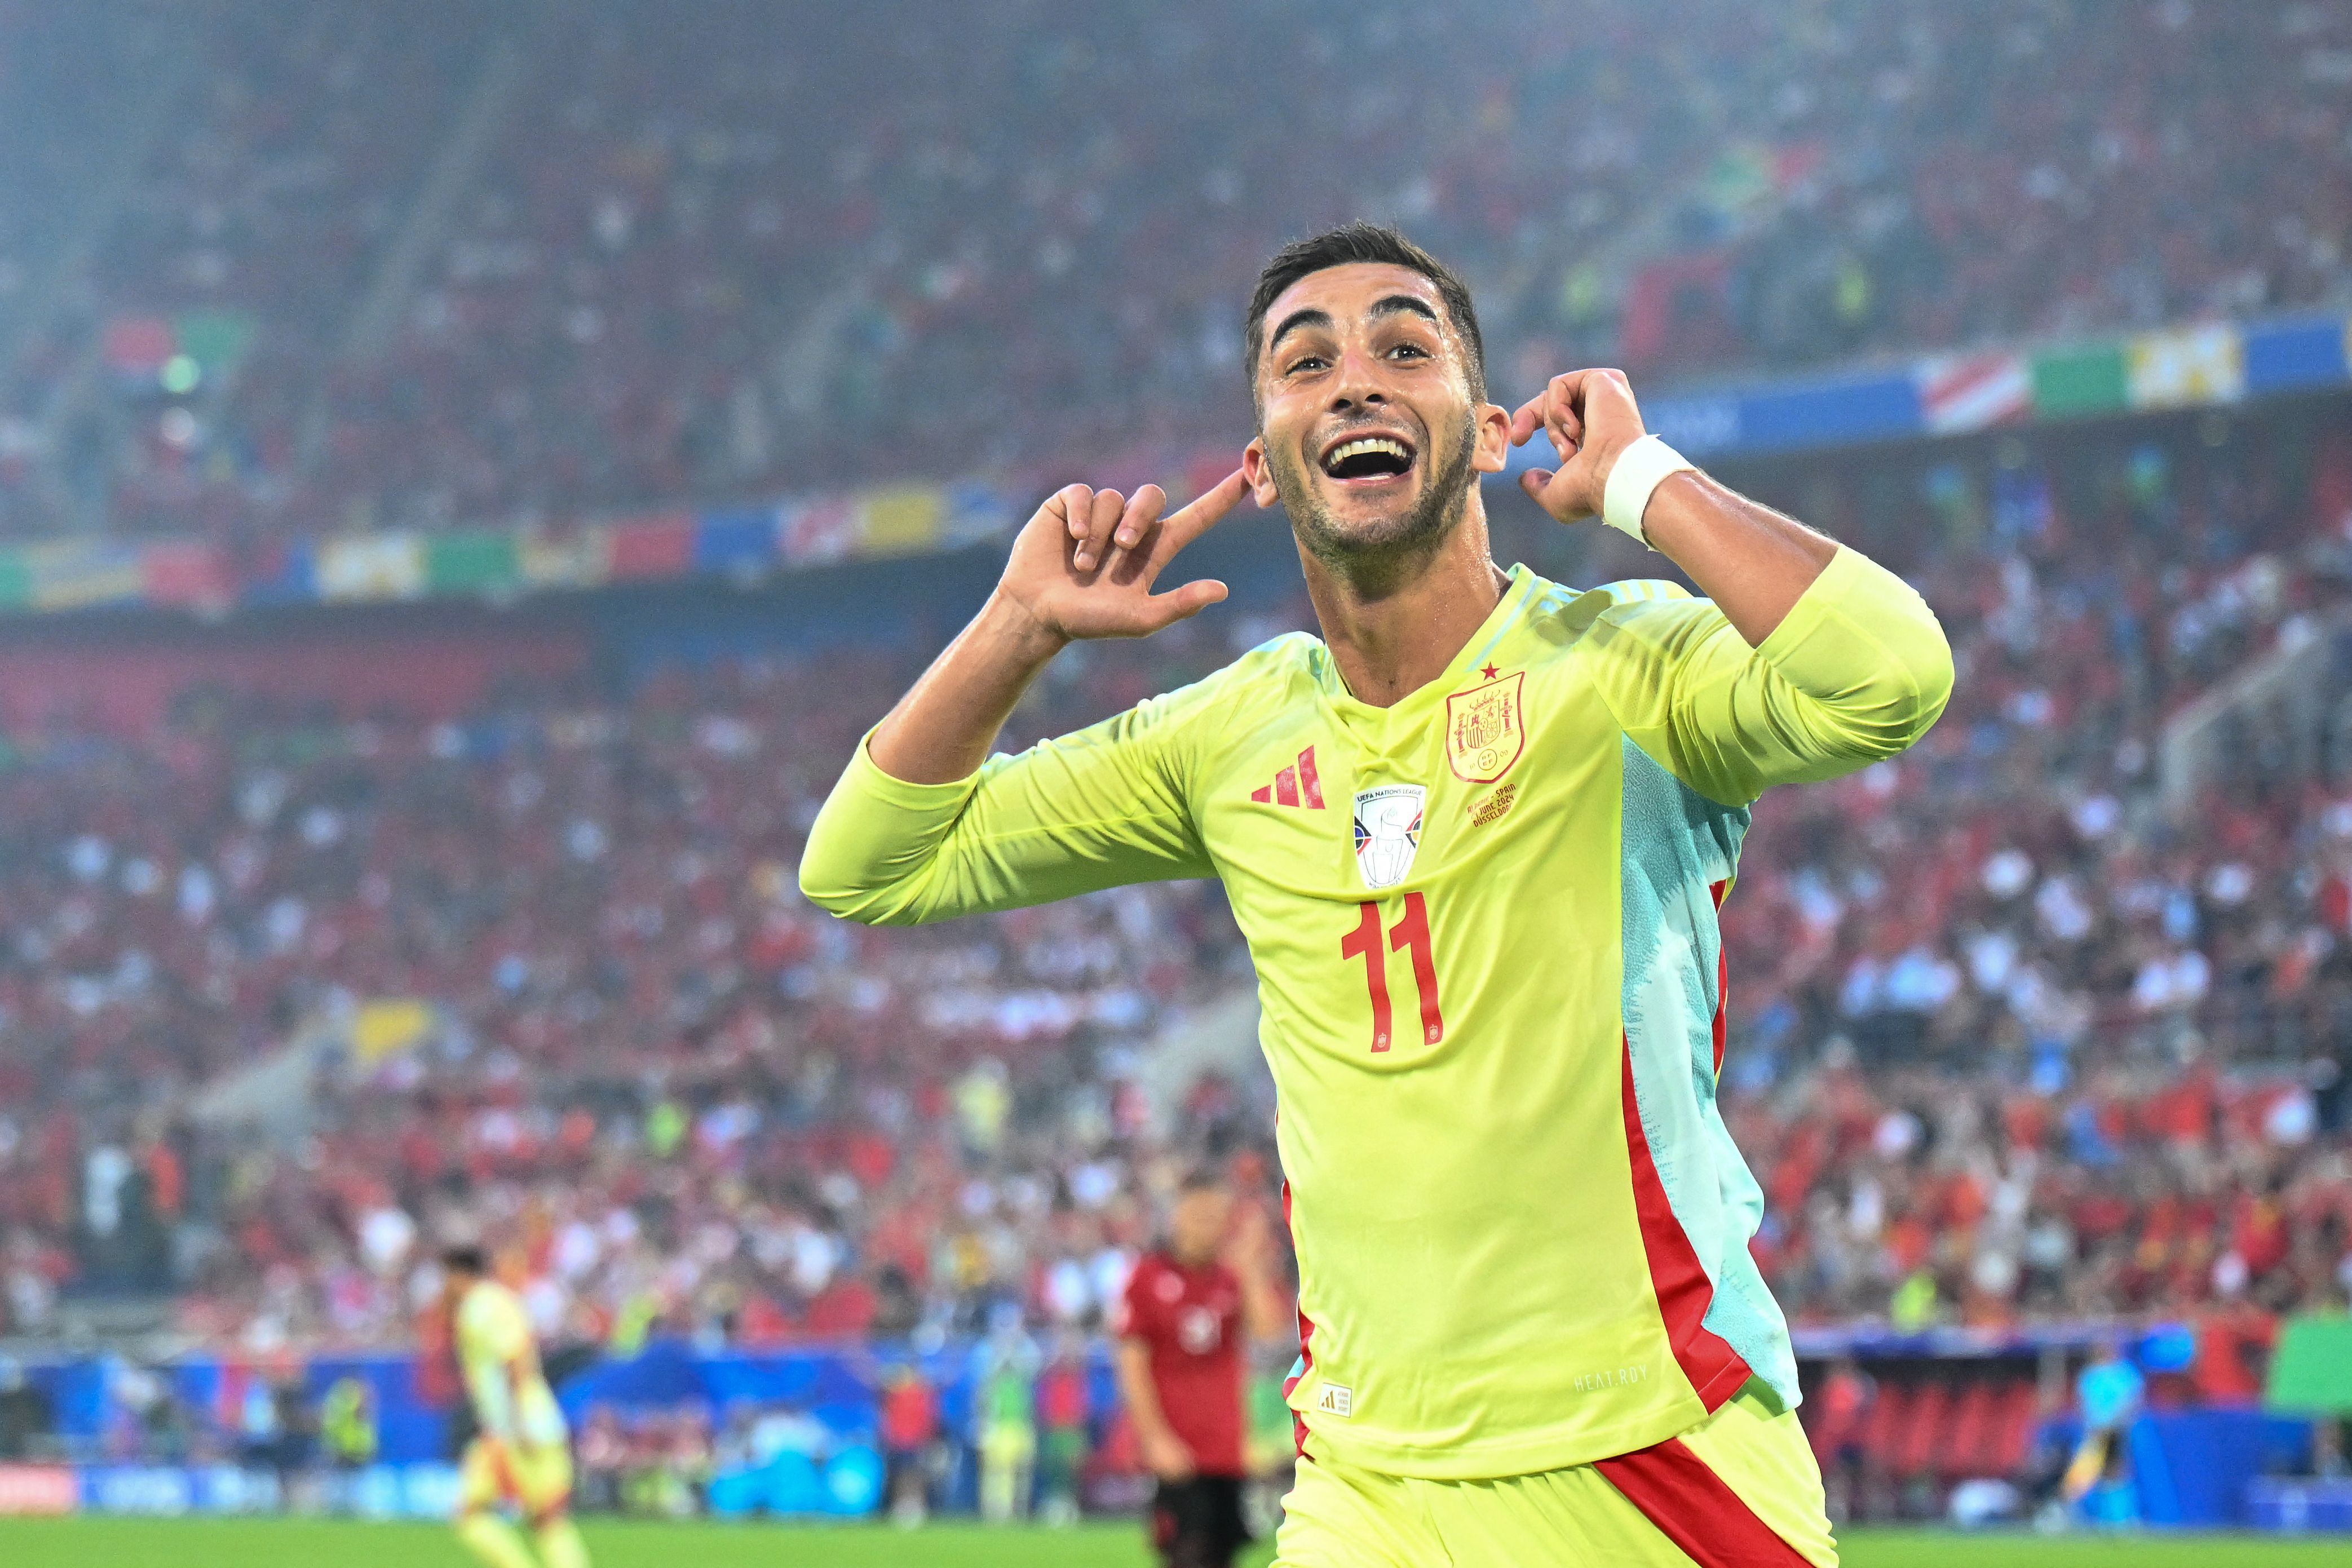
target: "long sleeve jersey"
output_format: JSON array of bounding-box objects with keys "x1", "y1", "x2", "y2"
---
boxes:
[{"x1": 801, "y1": 545, "x2": 1953, "y2": 1480}]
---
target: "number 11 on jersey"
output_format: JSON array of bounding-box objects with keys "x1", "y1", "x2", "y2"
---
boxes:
[{"x1": 1341, "y1": 892, "x2": 1444, "y2": 1053}]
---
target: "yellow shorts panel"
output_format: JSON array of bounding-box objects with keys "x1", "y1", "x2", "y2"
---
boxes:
[
  {"x1": 1676, "y1": 1386, "x2": 1837, "y2": 1567},
  {"x1": 458, "y1": 1437, "x2": 574, "y2": 1518},
  {"x1": 1274, "y1": 1381, "x2": 1835, "y2": 1568}
]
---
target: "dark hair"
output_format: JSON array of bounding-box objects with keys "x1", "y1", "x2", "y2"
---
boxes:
[
  {"x1": 1244, "y1": 222, "x2": 1486, "y2": 403},
  {"x1": 1177, "y1": 1163, "x2": 1228, "y2": 1195},
  {"x1": 441, "y1": 1244, "x2": 488, "y2": 1276}
]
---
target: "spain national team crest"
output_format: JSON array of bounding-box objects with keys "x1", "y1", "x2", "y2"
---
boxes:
[
  {"x1": 1352, "y1": 785, "x2": 1425, "y2": 891},
  {"x1": 1445, "y1": 668, "x2": 1525, "y2": 783}
]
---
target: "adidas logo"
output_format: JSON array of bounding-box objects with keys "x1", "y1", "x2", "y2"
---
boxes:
[{"x1": 1249, "y1": 746, "x2": 1325, "y2": 809}]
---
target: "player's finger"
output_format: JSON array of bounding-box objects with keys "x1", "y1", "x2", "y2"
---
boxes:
[
  {"x1": 1521, "y1": 465, "x2": 1595, "y2": 521},
  {"x1": 1549, "y1": 367, "x2": 1598, "y2": 410},
  {"x1": 1543, "y1": 378, "x2": 1585, "y2": 463},
  {"x1": 1155, "y1": 468, "x2": 1250, "y2": 556},
  {"x1": 1102, "y1": 484, "x2": 1168, "y2": 586},
  {"x1": 1508, "y1": 393, "x2": 1549, "y2": 446},
  {"x1": 1072, "y1": 486, "x2": 1125, "y2": 572},
  {"x1": 1585, "y1": 366, "x2": 1642, "y2": 426},
  {"x1": 1048, "y1": 484, "x2": 1092, "y2": 544},
  {"x1": 1135, "y1": 577, "x2": 1228, "y2": 631},
  {"x1": 1540, "y1": 407, "x2": 1580, "y2": 465},
  {"x1": 1110, "y1": 483, "x2": 1165, "y2": 556}
]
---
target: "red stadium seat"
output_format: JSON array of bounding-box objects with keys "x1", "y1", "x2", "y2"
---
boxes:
[
  {"x1": 1891, "y1": 1381, "x2": 1951, "y2": 1478},
  {"x1": 1942, "y1": 1381, "x2": 1994, "y2": 1477},
  {"x1": 1987, "y1": 1384, "x2": 2042, "y2": 1477},
  {"x1": 1859, "y1": 1379, "x2": 1912, "y2": 1462}
]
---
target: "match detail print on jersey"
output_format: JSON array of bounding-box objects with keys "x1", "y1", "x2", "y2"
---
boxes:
[
  {"x1": 1351, "y1": 785, "x2": 1425, "y2": 891},
  {"x1": 1445, "y1": 668, "x2": 1524, "y2": 783}
]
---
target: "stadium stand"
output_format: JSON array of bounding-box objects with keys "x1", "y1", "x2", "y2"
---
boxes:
[
  {"x1": 1, "y1": 0, "x2": 2349, "y2": 542},
  {"x1": 1, "y1": 407, "x2": 2347, "y2": 1367}
]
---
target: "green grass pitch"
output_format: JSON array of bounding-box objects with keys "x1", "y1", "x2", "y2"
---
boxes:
[{"x1": 1, "y1": 1518, "x2": 2347, "y2": 1567}]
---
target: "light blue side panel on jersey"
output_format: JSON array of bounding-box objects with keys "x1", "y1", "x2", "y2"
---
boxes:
[{"x1": 1617, "y1": 737, "x2": 1800, "y2": 1408}]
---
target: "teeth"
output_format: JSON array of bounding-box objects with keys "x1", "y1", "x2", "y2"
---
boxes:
[{"x1": 1323, "y1": 437, "x2": 1411, "y2": 472}]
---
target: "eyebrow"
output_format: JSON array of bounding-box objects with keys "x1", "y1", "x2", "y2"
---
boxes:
[
  {"x1": 1368, "y1": 294, "x2": 1442, "y2": 328},
  {"x1": 1266, "y1": 295, "x2": 1444, "y2": 362},
  {"x1": 1265, "y1": 307, "x2": 1332, "y2": 360}
]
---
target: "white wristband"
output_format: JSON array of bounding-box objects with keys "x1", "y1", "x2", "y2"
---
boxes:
[{"x1": 1600, "y1": 433, "x2": 1696, "y2": 547}]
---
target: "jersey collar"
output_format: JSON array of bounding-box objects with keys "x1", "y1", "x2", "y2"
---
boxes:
[{"x1": 1311, "y1": 562, "x2": 1537, "y2": 724}]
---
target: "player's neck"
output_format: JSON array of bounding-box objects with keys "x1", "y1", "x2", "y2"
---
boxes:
[{"x1": 1301, "y1": 500, "x2": 1507, "y2": 709}]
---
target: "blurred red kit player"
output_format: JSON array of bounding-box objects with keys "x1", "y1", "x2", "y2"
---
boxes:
[{"x1": 1115, "y1": 1169, "x2": 1289, "y2": 1568}]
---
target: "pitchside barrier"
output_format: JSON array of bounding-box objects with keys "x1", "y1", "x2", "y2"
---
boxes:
[{"x1": 2, "y1": 1332, "x2": 2347, "y2": 1527}]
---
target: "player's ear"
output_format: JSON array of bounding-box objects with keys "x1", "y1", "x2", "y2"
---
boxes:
[
  {"x1": 1242, "y1": 436, "x2": 1281, "y2": 509},
  {"x1": 1471, "y1": 400, "x2": 1512, "y2": 475}
]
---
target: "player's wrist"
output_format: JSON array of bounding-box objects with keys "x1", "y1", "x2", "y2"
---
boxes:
[
  {"x1": 1598, "y1": 432, "x2": 1695, "y2": 547},
  {"x1": 981, "y1": 588, "x2": 1072, "y2": 662}
]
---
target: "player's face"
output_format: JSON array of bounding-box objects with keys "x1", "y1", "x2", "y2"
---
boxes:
[
  {"x1": 1245, "y1": 263, "x2": 1510, "y2": 569},
  {"x1": 1171, "y1": 1187, "x2": 1232, "y2": 1264}
]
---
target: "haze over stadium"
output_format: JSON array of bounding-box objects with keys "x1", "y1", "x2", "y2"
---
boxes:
[{"x1": 0, "y1": 1, "x2": 2349, "y2": 1565}]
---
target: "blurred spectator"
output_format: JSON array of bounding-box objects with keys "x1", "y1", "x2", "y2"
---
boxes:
[
  {"x1": 878, "y1": 1362, "x2": 941, "y2": 1526},
  {"x1": 1811, "y1": 1358, "x2": 1878, "y2": 1523},
  {"x1": 1034, "y1": 1336, "x2": 1091, "y2": 1527},
  {"x1": 975, "y1": 1322, "x2": 1041, "y2": 1523},
  {"x1": 0, "y1": 1358, "x2": 56, "y2": 1459},
  {"x1": 319, "y1": 1375, "x2": 379, "y2": 1472}
]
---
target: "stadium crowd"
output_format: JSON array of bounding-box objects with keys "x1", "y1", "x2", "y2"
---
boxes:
[
  {"x1": 0, "y1": 416, "x2": 2344, "y2": 1371},
  {"x1": 1, "y1": 0, "x2": 2349, "y2": 542}
]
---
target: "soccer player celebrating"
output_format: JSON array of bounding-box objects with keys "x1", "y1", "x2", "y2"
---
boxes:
[
  {"x1": 442, "y1": 1246, "x2": 591, "y2": 1568},
  {"x1": 802, "y1": 224, "x2": 1952, "y2": 1565},
  {"x1": 1114, "y1": 1169, "x2": 1290, "y2": 1568}
]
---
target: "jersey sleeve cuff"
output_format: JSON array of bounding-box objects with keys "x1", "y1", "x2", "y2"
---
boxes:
[{"x1": 849, "y1": 727, "x2": 989, "y2": 812}]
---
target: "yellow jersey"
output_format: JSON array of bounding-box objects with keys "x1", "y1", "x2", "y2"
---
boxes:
[
  {"x1": 456, "y1": 1280, "x2": 568, "y2": 1450},
  {"x1": 801, "y1": 545, "x2": 1951, "y2": 1480}
]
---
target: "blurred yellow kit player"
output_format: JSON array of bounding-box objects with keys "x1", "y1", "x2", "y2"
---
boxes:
[
  {"x1": 804, "y1": 225, "x2": 1952, "y2": 1565},
  {"x1": 443, "y1": 1245, "x2": 591, "y2": 1568}
]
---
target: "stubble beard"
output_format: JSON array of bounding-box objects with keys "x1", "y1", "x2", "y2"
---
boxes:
[{"x1": 1275, "y1": 408, "x2": 1479, "y2": 581}]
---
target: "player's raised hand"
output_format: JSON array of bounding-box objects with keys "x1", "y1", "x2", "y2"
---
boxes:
[
  {"x1": 993, "y1": 469, "x2": 1252, "y2": 644},
  {"x1": 1509, "y1": 368, "x2": 1647, "y2": 525}
]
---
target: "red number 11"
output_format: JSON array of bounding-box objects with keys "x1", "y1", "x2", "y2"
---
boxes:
[{"x1": 1341, "y1": 892, "x2": 1443, "y2": 1053}]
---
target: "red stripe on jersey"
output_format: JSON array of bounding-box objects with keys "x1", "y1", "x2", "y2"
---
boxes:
[
  {"x1": 1594, "y1": 1435, "x2": 1811, "y2": 1567},
  {"x1": 1279, "y1": 1179, "x2": 1315, "y2": 1458},
  {"x1": 1250, "y1": 785, "x2": 1272, "y2": 804},
  {"x1": 1713, "y1": 947, "x2": 1729, "y2": 1076},
  {"x1": 1620, "y1": 1035, "x2": 1753, "y2": 1411},
  {"x1": 1708, "y1": 880, "x2": 1729, "y2": 1077},
  {"x1": 1275, "y1": 767, "x2": 1299, "y2": 808},
  {"x1": 1297, "y1": 747, "x2": 1325, "y2": 809}
]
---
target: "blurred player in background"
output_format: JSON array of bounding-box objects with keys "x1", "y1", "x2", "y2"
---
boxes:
[
  {"x1": 804, "y1": 222, "x2": 1951, "y2": 1563},
  {"x1": 1115, "y1": 1169, "x2": 1289, "y2": 1568},
  {"x1": 443, "y1": 1245, "x2": 592, "y2": 1568},
  {"x1": 2060, "y1": 1341, "x2": 2145, "y2": 1522}
]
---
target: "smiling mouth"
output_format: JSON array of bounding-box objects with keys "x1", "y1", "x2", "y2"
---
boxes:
[{"x1": 1319, "y1": 435, "x2": 1416, "y2": 483}]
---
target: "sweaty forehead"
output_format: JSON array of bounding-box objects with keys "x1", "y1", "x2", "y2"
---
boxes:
[{"x1": 1264, "y1": 262, "x2": 1448, "y2": 342}]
